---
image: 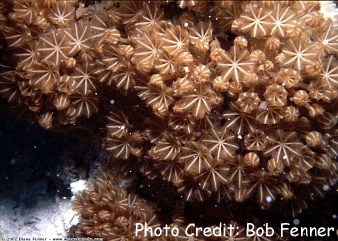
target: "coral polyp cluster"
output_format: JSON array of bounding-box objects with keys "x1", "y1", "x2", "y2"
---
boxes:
[
  {"x1": 100, "y1": 0, "x2": 337, "y2": 214},
  {"x1": 0, "y1": 0, "x2": 100, "y2": 127},
  {"x1": 0, "y1": 0, "x2": 337, "y2": 240},
  {"x1": 72, "y1": 172, "x2": 162, "y2": 240},
  {"x1": 73, "y1": 171, "x2": 255, "y2": 241}
]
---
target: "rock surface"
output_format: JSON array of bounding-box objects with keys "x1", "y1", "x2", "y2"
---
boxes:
[{"x1": 0, "y1": 110, "x2": 100, "y2": 238}]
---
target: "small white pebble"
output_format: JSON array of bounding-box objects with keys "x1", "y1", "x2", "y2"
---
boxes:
[
  {"x1": 110, "y1": 99, "x2": 115, "y2": 105},
  {"x1": 70, "y1": 180, "x2": 87, "y2": 194}
]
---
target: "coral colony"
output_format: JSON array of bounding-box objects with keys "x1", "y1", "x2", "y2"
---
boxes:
[{"x1": 0, "y1": 0, "x2": 337, "y2": 240}]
